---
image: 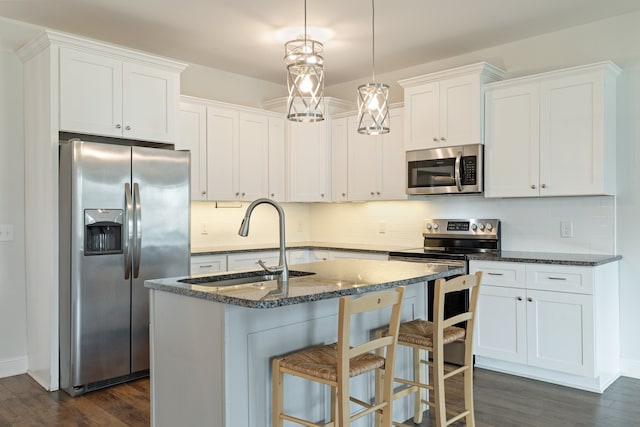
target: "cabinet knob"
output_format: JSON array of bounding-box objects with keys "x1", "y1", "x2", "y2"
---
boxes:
[
  {"x1": 320, "y1": 193, "x2": 325, "y2": 198},
  {"x1": 376, "y1": 192, "x2": 380, "y2": 196},
  {"x1": 115, "y1": 124, "x2": 122, "y2": 129},
  {"x1": 433, "y1": 137, "x2": 438, "y2": 142},
  {"x1": 125, "y1": 125, "x2": 131, "y2": 131},
  {"x1": 541, "y1": 184, "x2": 546, "y2": 189},
  {"x1": 531, "y1": 184, "x2": 536, "y2": 189},
  {"x1": 270, "y1": 193, "x2": 275, "y2": 197},
  {"x1": 201, "y1": 191, "x2": 206, "y2": 196},
  {"x1": 235, "y1": 192, "x2": 240, "y2": 196},
  {"x1": 370, "y1": 191, "x2": 375, "y2": 196},
  {"x1": 241, "y1": 192, "x2": 245, "y2": 197},
  {"x1": 527, "y1": 297, "x2": 533, "y2": 302},
  {"x1": 342, "y1": 192, "x2": 346, "y2": 197},
  {"x1": 440, "y1": 137, "x2": 447, "y2": 141},
  {"x1": 517, "y1": 296, "x2": 523, "y2": 301}
]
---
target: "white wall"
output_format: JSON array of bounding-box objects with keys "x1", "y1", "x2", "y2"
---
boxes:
[
  {"x1": 191, "y1": 202, "x2": 312, "y2": 250},
  {"x1": 0, "y1": 49, "x2": 28, "y2": 378}
]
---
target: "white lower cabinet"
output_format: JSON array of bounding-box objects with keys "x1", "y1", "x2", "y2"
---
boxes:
[
  {"x1": 469, "y1": 260, "x2": 619, "y2": 392},
  {"x1": 190, "y1": 254, "x2": 227, "y2": 275}
]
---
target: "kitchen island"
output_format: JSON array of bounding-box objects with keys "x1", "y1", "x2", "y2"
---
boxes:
[{"x1": 145, "y1": 259, "x2": 463, "y2": 427}]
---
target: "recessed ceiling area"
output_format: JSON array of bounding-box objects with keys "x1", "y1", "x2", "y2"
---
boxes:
[{"x1": 1, "y1": 0, "x2": 639, "y2": 86}]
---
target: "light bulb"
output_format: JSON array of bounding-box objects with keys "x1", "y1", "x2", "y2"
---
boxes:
[
  {"x1": 299, "y1": 75, "x2": 313, "y2": 93},
  {"x1": 367, "y1": 95, "x2": 379, "y2": 111}
]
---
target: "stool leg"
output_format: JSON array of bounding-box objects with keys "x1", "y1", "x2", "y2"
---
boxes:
[
  {"x1": 413, "y1": 347, "x2": 423, "y2": 423},
  {"x1": 272, "y1": 358, "x2": 284, "y2": 427},
  {"x1": 433, "y1": 347, "x2": 446, "y2": 427},
  {"x1": 464, "y1": 367, "x2": 476, "y2": 427}
]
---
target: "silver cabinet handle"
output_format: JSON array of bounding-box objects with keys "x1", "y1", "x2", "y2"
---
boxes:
[
  {"x1": 199, "y1": 264, "x2": 213, "y2": 269},
  {"x1": 125, "y1": 125, "x2": 131, "y2": 131},
  {"x1": 116, "y1": 124, "x2": 122, "y2": 129},
  {"x1": 547, "y1": 276, "x2": 567, "y2": 281},
  {"x1": 516, "y1": 296, "x2": 523, "y2": 301},
  {"x1": 487, "y1": 272, "x2": 504, "y2": 276},
  {"x1": 527, "y1": 297, "x2": 533, "y2": 302}
]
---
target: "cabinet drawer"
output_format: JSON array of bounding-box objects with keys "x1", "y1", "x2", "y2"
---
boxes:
[
  {"x1": 191, "y1": 254, "x2": 228, "y2": 275},
  {"x1": 470, "y1": 261, "x2": 526, "y2": 288},
  {"x1": 526, "y1": 265, "x2": 593, "y2": 294}
]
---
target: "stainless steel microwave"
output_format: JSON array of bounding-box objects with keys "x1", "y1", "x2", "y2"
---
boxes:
[{"x1": 406, "y1": 144, "x2": 483, "y2": 195}]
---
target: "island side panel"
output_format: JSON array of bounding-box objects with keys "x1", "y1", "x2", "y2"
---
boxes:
[
  {"x1": 149, "y1": 290, "x2": 225, "y2": 427},
  {"x1": 225, "y1": 282, "x2": 427, "y2": 427}
]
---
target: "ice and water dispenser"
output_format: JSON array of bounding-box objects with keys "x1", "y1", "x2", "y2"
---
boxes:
[{"x1": 84, "y1": 209, "x2": 123, "y2": 255}]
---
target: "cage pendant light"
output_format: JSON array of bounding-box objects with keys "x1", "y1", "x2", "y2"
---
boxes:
[
  {"x1": 357, "y1": 0, "x2": 389, "y2": 135},
  {"x1": 285, "y1": 0, "x2": 325, "y2": 122}
]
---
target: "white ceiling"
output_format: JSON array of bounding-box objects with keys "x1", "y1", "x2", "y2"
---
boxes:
[{"x1": 1, "y1": 0, "x2": 639, "y2": 86}]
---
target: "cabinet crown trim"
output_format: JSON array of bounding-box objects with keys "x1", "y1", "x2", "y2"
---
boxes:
[
  {"x1": 18, "y1": 29, "x2": 188, "y2": 72},
  {"x1": 397, "y1": 62, "x2": 505, "y2": 88},
  {"x1": 485, "y1": 61, "x2": 621, "y2": 90}
]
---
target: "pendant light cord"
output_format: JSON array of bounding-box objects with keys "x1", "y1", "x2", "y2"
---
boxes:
[{"x1": 371, "y1": 0, "x2": 376, "y2": 82}]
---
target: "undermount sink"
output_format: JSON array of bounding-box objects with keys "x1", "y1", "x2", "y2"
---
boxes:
[{"x1": 178, "y1": 270, "x2": 315, "y2": 287}]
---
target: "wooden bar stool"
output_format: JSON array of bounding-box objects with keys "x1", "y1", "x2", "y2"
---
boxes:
[
  {"x1": 272, "y1": 286, "x2": 405, "y2": 427},
  {"x1": 377, "y1": 272, "x2": 482, "y2": 427}
]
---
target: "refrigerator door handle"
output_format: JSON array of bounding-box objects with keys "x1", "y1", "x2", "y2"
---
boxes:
[
  {"x1": 124, "y1": 183, "x2": 134, "y2": 279},
  {"x1": 133, "y1": 182, "x2": 142, "y2": 278}
]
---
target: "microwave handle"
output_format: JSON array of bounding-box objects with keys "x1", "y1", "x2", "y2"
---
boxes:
[{"x1": 454, "y1": 151, "x2": 463, "y2": 192}]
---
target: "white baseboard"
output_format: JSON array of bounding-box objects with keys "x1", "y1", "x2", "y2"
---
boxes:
[
  {"x1": 0, "y1": 356, "x2": 28, "y2": 379},
  {"x1": 620, "y1": 357, "x2": 640, "y2": 379}
]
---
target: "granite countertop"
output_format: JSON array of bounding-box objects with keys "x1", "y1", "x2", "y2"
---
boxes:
[
  {"x1": 467, "y1": 251, "x2": 622, "y2": 266},
  {"x1": 145, "y1": 259, "x2": 463, "y2": 309}
]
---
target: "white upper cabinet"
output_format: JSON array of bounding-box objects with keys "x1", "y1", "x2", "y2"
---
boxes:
[
  {"x1": 485, "y1": 62, "x2": 620, "y2": 198},
  {"x1": 59, "y1": 47, "x2": 181, "y2": 143},
  {"x1": 178, "y1": 100, "x2": 208, "y2": 200},
  {"x1": 267, "y1": 117, "x2": 286, "y2": 201},
  {"x1": 330, "y1": 117, "x2": 349, "y2": 202},
  {"x1": 178, "y1": 97, "x2": 277, "y2": 201},
  {"x1": 287, "y1": 121, "x2": 330, "y2": 202},
  {"x1": 399, "y1": 63, "x2": 505, "y2": 151},
  {"x1": 346, "y1": 108, "x2": 406, "y2": 201}
]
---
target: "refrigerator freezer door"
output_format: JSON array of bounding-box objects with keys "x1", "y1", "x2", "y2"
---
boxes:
[
  {"x1": 130, "y1": 146, "x2": 190, "y2": 372},
  {"x1": 69, "y1": 141, "x2": 132, "y2": 387}
]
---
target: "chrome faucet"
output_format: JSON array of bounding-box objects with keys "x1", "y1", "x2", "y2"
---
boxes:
[{"x1": 238, "y1": 198, "x2": 289, "y2": 294}]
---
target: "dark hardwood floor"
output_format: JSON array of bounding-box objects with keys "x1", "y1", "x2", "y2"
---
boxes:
[{"x1": 0, "y1": 369, "x2": 638, "y2": 426}]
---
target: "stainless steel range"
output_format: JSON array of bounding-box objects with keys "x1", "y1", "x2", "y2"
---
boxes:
[{"x1": 389, "y1": 218, "x2": 501, "y2": 364}]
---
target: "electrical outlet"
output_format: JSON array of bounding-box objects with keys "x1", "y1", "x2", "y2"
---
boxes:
[
  {"x1": 0, "y1": 224, "x2": 14, "y2": 242},
  {"x1": 560, "y1": 221, "x2": 573, "y2": 238},
  {"x1": 200, "y1": 222, "x2": 209, "y2": 235}
]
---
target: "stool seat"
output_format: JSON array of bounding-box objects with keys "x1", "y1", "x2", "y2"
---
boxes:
[
  {"x1": 398, "y1": 319, "x2": 466, "y2": 347},
  {"x1": 279, "y1": 343, "x2": 385, "y2": 382}
]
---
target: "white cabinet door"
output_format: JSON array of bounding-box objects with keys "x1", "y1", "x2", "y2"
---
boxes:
[
  {"x1": 404, "y1": 81, "x2": 439, "y2": 151},
  {"x1": 59, "y1": 47, "x2": 178, "y2": 143},
  {"x1": 439, "y1": 73, "x2": 482, "y2": 147},
  {"x1": 238, "y1": 112, "x2": 268, "y2": 201},
  {"x1": 178, "y1": 101, "x2": 208, "y2": 200},
  {"x1": 59, "y1": 47, "x2": 123, "y2": 138},
  {"x1": 379, "y1": 108, "x2": 407, "y2": 200},
  {"x1": 539, "y1": 72, "x2": 606, "y2": 196},
  {"x1": 206, "y1": 106, "x2": 238, "y2": 200},
  {"x1": 288, "y1": 121, "x2": 329, "y2": 202},
  {"x1": 190, "y1": 254, "x2": 228, "y2": 275},
  {"x1": 268, "y1": 116, "x2": 286, "y2": 201},
  {"x1": 122, "y1": 62, "x2": 178, "y2": 143},
  {"x1": 474, "y1": 285, "x2": 527, "y2": 363},
  {"x1": 331, "y1": 117, "x2": 349, "y2": 202},
  {"x1": 525, "y1": 289, "x2": 594, "y2": 376},
  {"x1": 484, "y1": 83, "x2": 540, "y2": 197},
  {"x1": 347, "y1": 115, "x2": 380, "y2": 200}
]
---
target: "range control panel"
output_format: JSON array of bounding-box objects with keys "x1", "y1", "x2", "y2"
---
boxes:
[{"x1": 423, "y1": 218, "x2": 500, "y2": 237}]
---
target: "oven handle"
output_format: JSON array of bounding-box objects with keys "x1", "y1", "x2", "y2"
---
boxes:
[{"x1": 454, "y1": 151, "x2": 463, "y2": 192}]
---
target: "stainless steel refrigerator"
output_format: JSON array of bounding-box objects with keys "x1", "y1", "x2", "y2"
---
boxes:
[{"x1": 59, "y1": 138, "x2": 190, "y2": 396}]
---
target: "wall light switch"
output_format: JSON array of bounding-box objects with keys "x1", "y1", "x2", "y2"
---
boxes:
[
  {"x1": 0, "y1": 224, "x2": 14, "y2": 242},
  {"x1": 560, "y1": 220, "x2": 573, "y2": 238}
]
